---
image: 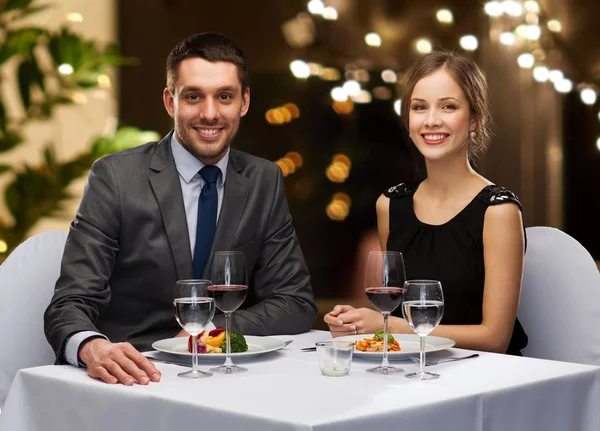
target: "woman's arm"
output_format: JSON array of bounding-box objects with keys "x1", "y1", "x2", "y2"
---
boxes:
[
  {"x1": 330, "y1": 203, "x2": 525, "y2": 353},
  {"x1": 421, "y1": 203, "x2": 525, "y2": 352},
  {"x1": 375, "y1": 194, "x2": 390, "y2": 251}
]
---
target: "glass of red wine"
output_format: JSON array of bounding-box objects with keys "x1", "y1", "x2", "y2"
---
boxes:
[
  {"x1": 173, "y1": 280, "x2": 215, "y2": 378},
  {"x1": 364, "y1": 251, "x2": 406, "y2": 374},
  {"x1": 207, "y1": 251, "x2": 249, "y2": 373}
]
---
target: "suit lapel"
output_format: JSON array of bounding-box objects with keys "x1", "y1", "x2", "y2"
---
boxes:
[
  {"x1": 209, "y1": 149, "x2": 248, "y2": 274},
  {"x1": 149, "y1": 133, "x2": 193, "y2": 280}
]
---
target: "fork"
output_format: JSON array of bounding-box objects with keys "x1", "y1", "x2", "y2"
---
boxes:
[{"x1": 408, "y1": 353, "x2": 479, "y2": 366}]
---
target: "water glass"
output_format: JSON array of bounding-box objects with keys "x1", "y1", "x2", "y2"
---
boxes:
[
  {"x1": 402, "y1": 280, "x2": 444, "y2": 380},
  {"x1": 316, "y1": 340, "x2": 354, "y2": 376}
]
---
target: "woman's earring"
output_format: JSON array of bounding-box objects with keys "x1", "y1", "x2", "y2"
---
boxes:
[{"x1": 469, "y1": 131, "x2": 476, "y2": 139}]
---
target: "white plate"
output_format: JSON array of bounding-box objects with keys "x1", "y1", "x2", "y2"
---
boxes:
[
  {"x1": 151, "y1": 336, "x2": 286, "y2": 359},
  {"x1": 336, "y1": 334, "x2": 455, "y2": 360}
]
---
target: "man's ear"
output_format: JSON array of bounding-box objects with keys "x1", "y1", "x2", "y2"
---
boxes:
[
  {"x1": 240, "y1": 87, "x2": 250, "y2": 117},
  {"x1": 163, "y1": 87, "x2": 175, "y2": 118}
]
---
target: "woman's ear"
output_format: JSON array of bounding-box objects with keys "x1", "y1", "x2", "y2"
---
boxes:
[{"x1": 469, "y1": 115, "x2": 478, "y2": 133}]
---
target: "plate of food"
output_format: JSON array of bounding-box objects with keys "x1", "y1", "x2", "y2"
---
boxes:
[
  {"x1": 151, "y1": 327, "x2": 287, "y2": 359},
  {"x1": 336, "y1": 332, "x2": 455, "y2": 360}
]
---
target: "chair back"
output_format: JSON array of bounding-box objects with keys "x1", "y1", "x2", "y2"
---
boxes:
[
  {"x1": 518, "y1": 226, "x2": 600, "y2": 365},
  {"x1": 0, "y1": 231, "x2": 68, "y2": 409}
]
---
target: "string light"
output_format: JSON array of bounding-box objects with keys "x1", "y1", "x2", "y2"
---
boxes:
[
  {"x1": 499, "y1": 32, "x2": 516, "y2": 45},
  {"x1": 548, "y1": 69, "x2": 564, "y2": 83},
  {"x1": 525, "y1": 25, "x2": 541, "y2": 40},
  {"x1": 322, "y1": 6, "x2": 338, "y2": 20},
  {"x1": 381, "y1": 69, "x2": 397, "y2": 83},
  {"x1": 66, "y1": 12, "x2": 83, "y2": 22},
  {"x1": 393, "y1": 99, "x2": 401, "y2": 116},
  {"x1": 373, "y1": 87, "x2": 392, "y2": 100},
  {"x1": 484, "y1": 1, "x2": 503, "y2": 17},
  {"x1": 364, "y1": 33, "x2": 382, "y2": 47},
  {"x1": 517, "y1": 53, "x2": 535, "y2": 69},
  {"x1": 554, "y1": 78, "x2": 573, "y2": 93},
  {"x1": 58, "y1": 64, "x2": 73, "y2": 75},
  {"x1": 503, "y1": 0, "x2": 523, "y2": 17},
  {"x1": 459, "y1": 35, "x2": 478, "y2": 51},
  {"x1": 532, "y1": 66, "x2": 549, "y2": 82},
  {"x1": 289, "y1": 60, "x2": 310, "y2": 78},
  {"x1": 352, "y1": 90, "x2": 372, "y2": 104},
  {"x1": 415, "y1": 39, "x2": 432, "y2": 54},
  {"x1": 547, "y1": 20, "x2": 562, "y2": 32},
  {"x1": 436, "y1": 9, "x2": 453, "y2": 24},
  {"x1": 580, "y1": 88, "x2": 597, "y2": 105},
  {"x1": 330, "y1": 87, "x2": 347, "y2": 102},
  {"x1": 342, "y1": 80, "x2": 361, "y2": 97},
  {"x1": 523, "y1": 1, "x2": 540, "y2": 14},
  {"x1": 307, "y1": 0, "x2": 324, "y2": 15},
  {"x1": 597, "y1": 137, "x2": 600, "y2": 152},
  {"x1": 326, "y1": 192, "x2": 351, "y2": 221}
]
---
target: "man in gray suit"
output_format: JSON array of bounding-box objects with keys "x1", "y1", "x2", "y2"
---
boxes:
[{"x1": 44, "y1": 33, "x2": 317, "y2": 385}]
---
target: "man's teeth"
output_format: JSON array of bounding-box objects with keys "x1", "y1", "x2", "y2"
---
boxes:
[
  {"x1": 423, "y1": 134, "x2": 446, "y2": 141},
  {"x1": 200, "y1": 129, "x2": 219, "y2": 135}
]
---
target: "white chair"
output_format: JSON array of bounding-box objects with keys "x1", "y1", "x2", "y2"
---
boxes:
[
  {"x1": 0, "y1": 230, "x2": 68, "y2": 411},
  {"x1": 518, "y1": 226, "x2": 600, "y2": 365}
]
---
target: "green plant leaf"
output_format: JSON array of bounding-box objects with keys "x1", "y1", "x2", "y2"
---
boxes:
[
  {"x1": 17, "y1": 60, "x2": 35, "y2": 110},
  {"x1": 48, "y1": 27, "x2": 84, "y2": 71},
  {"x1": 2, "y1": 0, "x2": 34, "y2": 13},
  {"x1": 4, "y1": 28, "x2": 46, "y2": 56},
  {"x1": 0, "y1": 44, "x2": 16, "y2": 66},
  {"x1": 0, "y1": 99, "x2": 5, "y2": 130},
  {"x1": 0, "y1": 131, "x2": 23, "y2": 152},
  {"x1": 10, "y1": 4, "x2": 51, "y2": 21},
  {"x1": 91, "y1": 127, "x2": 160, "y2": 156},
  {"x1": 43, "y1": 146, "x2": 56, "y2": 169}
]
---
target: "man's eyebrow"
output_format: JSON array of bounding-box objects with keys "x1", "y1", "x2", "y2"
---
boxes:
[{"x1": 179, "y1": 85, "x2": 239, "y2": 93}]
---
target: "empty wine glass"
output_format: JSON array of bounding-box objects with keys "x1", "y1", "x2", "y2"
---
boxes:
[
  {"x1": 208, "y1": 251, "x2": 249, "y2": 373},
  {"x1": 173, "y1": 279, "x2": 216, "y2": 378},
  {"x1": 364, "y1": 251, "x2": 406, "y2": 374},
  {"x1": 402, "y1": 280, "x2": 444, "y2": 380}
]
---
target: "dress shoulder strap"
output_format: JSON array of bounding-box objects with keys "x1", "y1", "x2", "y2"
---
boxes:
[
  {"x1": 383, "y1": 181, "x2": 420, "y2": 199},
  {"x1": 476, "y1": 185, "x2": 522, "y2": 211}
]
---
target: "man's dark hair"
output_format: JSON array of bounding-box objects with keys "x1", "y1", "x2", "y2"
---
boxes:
[{"x1": 166, "y1": 32, "x2": 249, "y2": 92}]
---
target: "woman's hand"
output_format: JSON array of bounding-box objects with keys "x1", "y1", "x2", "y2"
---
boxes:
[{"x1": 324, "y1": 305, "x2": 384, "y2": 336}]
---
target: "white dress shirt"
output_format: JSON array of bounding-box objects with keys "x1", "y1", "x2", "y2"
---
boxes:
[{"x1": 64, "y1": 134, "x2": 228, "y2": 366}]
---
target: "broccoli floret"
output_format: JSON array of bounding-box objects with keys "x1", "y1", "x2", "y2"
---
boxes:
[
  {"x1": 221, "y1": 331, "x2": 248, "y2": 353},
  {"x1": 373, "y1": 330, "x2": 394, "y2": 343}
]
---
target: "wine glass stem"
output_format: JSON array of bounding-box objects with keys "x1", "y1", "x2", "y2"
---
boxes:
[
  {"x1": 192, "y1": 334, "x2": 199, "y2": 372},
  {"x1": 223, "y1": 312, "x2": 234, "y2": 367},
  {"x1": 381, "y1": 312, "x2": 390, "y2": 367},
  {"x1": 419, "y1": 335, "x2": 425, "y2": 375}
]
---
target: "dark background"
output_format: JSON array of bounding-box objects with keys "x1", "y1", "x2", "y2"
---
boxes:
[{"x1": 117, "y1": 0, "x2": 600, "y2": 301}]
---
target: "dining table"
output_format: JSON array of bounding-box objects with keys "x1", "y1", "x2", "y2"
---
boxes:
[{"x1": 1, "y1": 330, "x2": 599, "y2": 431}]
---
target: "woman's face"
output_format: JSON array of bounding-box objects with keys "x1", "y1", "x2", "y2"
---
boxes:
[{"x1": 408, "y1": 68, "x2": 475, "y2": 162}]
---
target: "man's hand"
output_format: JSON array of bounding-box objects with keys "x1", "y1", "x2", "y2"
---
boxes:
[
  {"x1": 79, "y1": 338, "x2": 161, "y2": 385},
  {"x1": 174, "y1": 329, "x2": 189, "y2": 337}
]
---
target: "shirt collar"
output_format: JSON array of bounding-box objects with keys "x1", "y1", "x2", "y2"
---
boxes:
[{"x1": 170, "y1": 133, "x2": 228, "y2": 185}]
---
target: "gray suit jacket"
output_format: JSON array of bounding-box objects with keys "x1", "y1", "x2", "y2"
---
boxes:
[{"x1": 44, "y1": 133, "x2": 317, "y2": 361}]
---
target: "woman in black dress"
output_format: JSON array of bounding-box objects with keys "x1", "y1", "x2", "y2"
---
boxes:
[{"x1": 325, "y1": 51, "x2": 527, "y2": 354}]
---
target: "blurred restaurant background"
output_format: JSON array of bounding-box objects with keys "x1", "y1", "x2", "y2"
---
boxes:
[{"x1": 0, "y1": 0, "x2": 598, "y2": 322}]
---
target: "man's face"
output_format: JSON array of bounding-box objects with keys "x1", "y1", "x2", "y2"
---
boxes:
[{"x1": 163, "y1": 58, "x2": 250, "y2": 165}]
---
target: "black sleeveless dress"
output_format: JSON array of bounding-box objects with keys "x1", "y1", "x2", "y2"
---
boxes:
[{"x1": 384, "y1": 182, "x2": 528, "y2": 355}]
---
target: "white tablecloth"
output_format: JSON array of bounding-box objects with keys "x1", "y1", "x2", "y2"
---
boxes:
[{"x1": 1, "y1": 331, "x2": 599, "y2": 431}]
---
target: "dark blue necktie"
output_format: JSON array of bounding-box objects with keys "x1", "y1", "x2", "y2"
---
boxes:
[{"x1": 193, "y1": 165, "x2": 221, "y2": 278}]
